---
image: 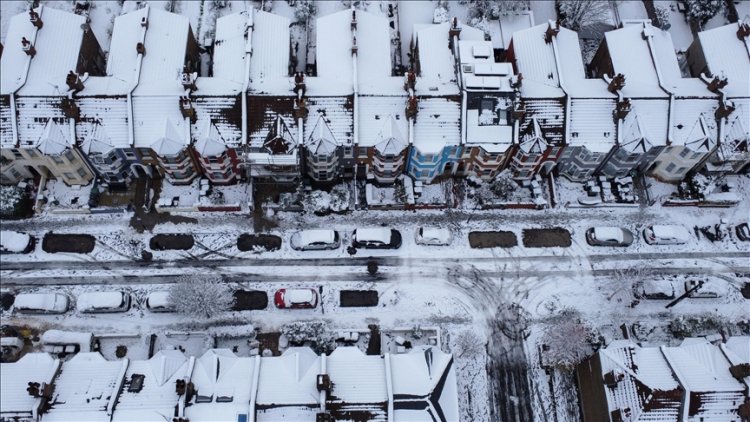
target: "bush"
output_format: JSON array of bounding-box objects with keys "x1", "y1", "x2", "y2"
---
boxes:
[
  {"x1": 281, "y1": 321, "x2": 336, "y2": 354},
  {"x1": 669, "y1": 313, "x2": 726, "y2": 338},
  {"x1": 684, "y1": 0, "x2": 723, "y2": 24},
  {"x1": 169, "y1": 275, "x2": 233, "y2": 319}
]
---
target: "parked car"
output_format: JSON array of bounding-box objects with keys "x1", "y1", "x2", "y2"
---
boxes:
[
  {"x1": 684, "y1": 279, "x2": 721, "y2": 299},
  {"x1": 736, "y1": 223, "x2": 750, "y2": 242},
  {"x1": 642, "y1": 225, "x2": 691, "y2": 245},
  {"x1": 352, "y1": 228, "x2": 402, "y2": 249},
  {"x1": 14, "y1": 293, "x2": 69, "y2": 314},
  {"x1": 415, "y1": 227, "x2": 453, "y2": 246},
  {"x1": 290, "y1": 229, "x2": 341, "y2": 251},
  {"x1": 638, "y1": 280, "x2": 675, "y2": 300},
  {"x1": 77, "y1": 291, "x2": 131, "y2": 313},
  {"x1": 585, "y1": 227, "x2": 634, "y2": 247},
  {"x1": 146, "y1": 291, "x2": 175, "y2": 313},
  {"x1": 0, "y1": 230, "x2": 35, "y2": 254},
  {"x1": 274, "y1": 288, "x2": 318, "y2": 309}
]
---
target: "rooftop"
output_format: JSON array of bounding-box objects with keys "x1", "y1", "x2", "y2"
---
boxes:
[{"x1": 697, "y1": 23, "x2": 750, "y2": 98}]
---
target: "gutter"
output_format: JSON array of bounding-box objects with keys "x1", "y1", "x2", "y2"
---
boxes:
[
  {"x1": 127, "y1": 4, "x2": 149, "y2": 147},
  {"x1": 10, "y1": 4, "x2": 44, "y2": 146},
  {"x1": 106, "y1": 359, "x2": 130, "y2": 416}
]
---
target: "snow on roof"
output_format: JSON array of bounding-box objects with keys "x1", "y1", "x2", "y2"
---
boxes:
[
  {"x1": 603, "y1": 24, "x2": 668, "y2": 98},
  {"x1": 74, "y1": 97, "x2": 130, "y2": 150},
  {"x1": 303, "y1": 96, "x2": 353, "y2": 148},
  {"x1": 697, "y1": 23, "x2": 750, "y2": 98},
  {"x1": 0, "y1": 353, "x2": 60, "y2": 420},
  {"x1": 568, "y1": 98, "x2": 616, "y2": 152},
  {"x1": 256, "y1": 407, "x2": 319, "y2": 421},
  {"x1": 592, "y1": 227, "x2": 625, "y2": 243},
  {"x1": 35, "y1": 119, "x2": 69, "y2": 155},
  {"x1": 496, "y1": 12, "x2": 535, "y2": 49},
  {"x1": 412, "y1": 97, "x2": 461, "y2": 154},
  {"x1": 81, "y1": 122, "x2": 116, "y2": 155},
  {"x1": 285, "y1": 289, "x2": 315, "y2": 304},
  {"x1": 107, "y1": 7, "x2": 146, "y2": 86},
  {"x1": 194, "y1": 121, "x2": 228, "y2": 156},
  {"x1": 518, "y1": 118, "x2": 548, "y2": 154},
  {"x1": 211, "y1": 11, "x2": 251, "y2": 86},
  {"x1": 465, "y1": 109, "x2": 513, "y2": 151},
  {"x1": 76, "y1": 75, "x2": 132, "y2": 96},
  {"x1": 390, "y1": 347, "x2": 459, "y2": 422},
  {"x1": 355, "y1": 228, "x2": 392, "y2": 244},
  {"x1": 185, "y1": 349, "x2": 255, "y2": 422},
  {"x1": 628, "y1": 99, "x2": 669, "y2": 146},
  {"x1": 670, "y1": 100, "x2": 718, "y2": 148},
  {"x1": 665, "y1": 339, "x2": 744, "y2": 392},
  {"x1": 722, "y1": 336, "x2": 750, "y2": 384},
  {"x1": 0, "y1": 230, "x2": 31, "y2": 252},
  {"x1": 306, "y1": 114, "x2": 339, "y2": 154},
  {"x1": 510, "y1": 23, "x2": 562, "y2": 90},
  {"x1": 77, "y1": 291, "x2": 125, "y2": 311},
  {"x1": 44, "y1": 353, "x2": 127, "y2": 422},
  {"x1": 358, "y1": 96, "x2": 408, "y2": 149},
  {"x1": 327, "y1": 347, "x2": 387, "y2": 404},
  {"x1": 249, "y1": 10, "x2": 291, "y2": 91},
  {"x1": 149, "y1": 117, "x2": 186, "y2": 155},
  {"x1": 133, "y1": 96, "x2": 186, "y2": 149},
  {"x1": 40, "y1": 330, "x2": 93, "y2": 350},
  {"x1": 14, "y1": 294, "x2": 65, "y2": 312},
  {"x1": 620, "y1": 112, "x2": 653, "y2": 152},
  {"x1": 414, "y1": 21, "x2": 484, "y2": 85},
  {"x1": 133, "y1": 8, "x2": 192, "y2": 95},
  {"x1": 354, "y1": 10, "x2": 393, "y2": 84},
  {"x1": 374, "y1": 115, "x2": 408, "y2": 155},
  {"x1": 191, "y1": 96, "x2": 243, "y2": 148},
  {"x1": 112, "y1": 350, "x2": 190, "y2": 421},
  {"x1": 255, "y1": 347, "x2": 320, "y2": 407},
  {"x1": 1, "y1": 6, "x2": 88, "y2": 96},
  {"x1": 316, "y1": 9, "x2": 354, "y2": 86}
]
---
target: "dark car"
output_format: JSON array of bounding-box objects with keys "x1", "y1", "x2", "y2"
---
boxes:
[
  {"x1": 352, "y1": 228, "x2": 402, "y2": 249},
  {"x1": 736, "y1": 223, "x2": 750, "y2": 242}
]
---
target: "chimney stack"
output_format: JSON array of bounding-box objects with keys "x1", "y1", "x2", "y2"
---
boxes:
[{"x1": 21, "y1": 37, "x2": 36, "y2": 57}]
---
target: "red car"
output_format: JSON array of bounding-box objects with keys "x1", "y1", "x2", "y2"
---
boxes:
[{"x1": 274, "y1": 288, "x2": 319, "y2": 309}]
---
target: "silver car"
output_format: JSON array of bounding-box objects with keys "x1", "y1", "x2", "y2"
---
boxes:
[
  {"x1": 290, "y1": 230, "x2": 341, "y2": 251},
  {"x1": 585, "y1": 227, "x2": 634, "y2": 246}
]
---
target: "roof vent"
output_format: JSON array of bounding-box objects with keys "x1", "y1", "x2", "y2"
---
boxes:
[
  {"x1": 603, "y1": 370, "x2": 624, "y2": 387},
  {"x1": 472, "y1": 44, "x2": 491, "y2": 59},
  {"x1": 316, "y1": 374, "x2": 331, "y2": 393}
]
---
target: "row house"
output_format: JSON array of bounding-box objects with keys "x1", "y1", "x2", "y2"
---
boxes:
[
  {"x1": 688, "y1": 22, "x2": 750, "y2": 174},
  {"x1": 245, "y1": 10, "x2": 300, "y2": 183},
  {"x1": 0, "y1": 6, "x2": 104, "y2": 186},
  {"x1": 506, "y1": 22, "x2": 566, "y2": 180},
  {"x1": 407, "y1": 20, "x2": 484, "y2": 182},
  {"x1": 457, "y1": 40, "x2": 518, "y2": 180},
  {"x1": 592, "y1": 22, "x2": 720, "y2": 183},
  {"x1": 300, "y1": 9, "x2": 357, "y2": 184},
  {"x1": 356, "y1": 10, "x2": 410, "y2": 185}
]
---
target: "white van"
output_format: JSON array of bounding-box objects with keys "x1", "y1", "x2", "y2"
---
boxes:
[
  {"x1": 14, "y1": 293, "x2": 69, "y2": 314},
  {"x1": 77, "y1": 291, "x2": 131, "y2": 313},
  {"x1": 642, "y1": 225, "x2": 691, "y2": 245},
  {"x1": 146, "y1": 291, "x2": 175, "y2": 313}
]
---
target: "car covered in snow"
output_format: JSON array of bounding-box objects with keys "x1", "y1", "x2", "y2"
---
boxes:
[
  {"x1": 736, "y1": 223, "x2": 750, "y2": 242},
  {"x1": 585, "y1": 227, "x2": 634, "y2": 247},
  {"x1": 274, "y1": 288, "x2": 318, "y2": 309},
  {"x1": 0, "y1": 230, "x2": 35, "y2": 254},
  {"x1": 638, "y1": 280, "x2": 675, "y2": 300},
  {"x1": 290, "y1": 229, "x2": 341, "y2": 251},
  {"x1": 684, "y1": 279, "x2": 724, "y2": 299},
  {"x1": 415, "y1": 227, "x2": 453, "y2": 246},
  {"x1": 352, "y1": 228, "x2": 402, "y2": 249},
  {"x1": 642, "y1": 225, "x2": 691, "y2": 245},
  {"x1": 146, "y1": 291, "x2": 175, "y2": 312},
  {"x1": 14, "y1": 293, "x2": 69, "y2": 314},
  {"x1": 77, "y1": 291, "x2": 131, "y2": 313}
]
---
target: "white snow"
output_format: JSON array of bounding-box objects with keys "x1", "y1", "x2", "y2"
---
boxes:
[
  {"x1": 0, "y1": 230, "x2": 31, "y2": 253},
  {"x1": 76, "y1": 291, "x2": 127, "y2": 312},
  {"x1": 0, "y1": 352, "x2": 60, "y2": 421},
  {"x1": 40, "y1": 330, "x2": 93, "y2": 351},
  {"x1": 13, "y1": 292, "x2": 69, "y2": 313},
  {"x1": 354, "y1": 227, "x2": 392, "y2": 244}
]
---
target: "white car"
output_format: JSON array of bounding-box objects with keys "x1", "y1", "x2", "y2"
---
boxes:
[
  {"x1": 14, "y1": 293, "x2": 69, "y2": 314},
  {"x1": 77, "y1": 291, "x2": 131, "y2": 313},
  {"x1": 274, "y1": 288, "x2": 319, "y2": 309},
  {"x1": 585, "y1": 227, "x2": 634, "y2": 246},
  {"x1": 290, "y1": 229, "x2": 341, "y2": 251},
  {"x1": 1, "y1": 230, "x2": 34, "y2": 254},
  {"x1": 146, "y1": 291, "x2": 175, "y2": 312},
  {"x1": 352, "y1": 228, "x2": 402, "y2": 249},
  {"x1": 415, "y1": 227, "x2": 453, "y2": 246},
  {"x1": 642, "y1": 225, "x2": 691, "y2": 245}
]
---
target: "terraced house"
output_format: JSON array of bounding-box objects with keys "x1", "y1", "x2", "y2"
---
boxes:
[{"x1": 0, "y1": 6, "x2": 104, "y2": 186}]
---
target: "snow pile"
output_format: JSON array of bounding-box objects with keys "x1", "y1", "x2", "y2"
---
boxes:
[{"x1": 40, "y1": 330, "x2": 93, "y2": 351}]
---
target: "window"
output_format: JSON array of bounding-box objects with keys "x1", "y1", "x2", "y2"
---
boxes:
[
  {"x1": 27, "y1": 149, "x2": 38, "y2": 158},
  {"x1": 666, "y1": 163, "x2": 676, "y2": 173},
  {"x1": 51, "y1": 156, "x2": 65, "y2": 165},
  {"x1": 691, "y1": 152, "x2": 701, "y2": 160},
  {"x1": 124, "y1": 151, "x2": 137, "y2": 160},
  {"x1": 13, "y1": 150, "x2": 23, "y2": 159},
  {"x1": 677, "y1": 166, "x2": 687, "y2": 174},
  {"x1": 77, "y1": 167, "x2": 87, "y2": 177},
  {"x1": 64, "y1": 150, "x2": 76, "y2": 162},
  {"x1": 679, "y1": 149, "x2": 690, "y2": 158},
  {"x1": 64, "y1": 172, "x2": 75, "y2": 179}
]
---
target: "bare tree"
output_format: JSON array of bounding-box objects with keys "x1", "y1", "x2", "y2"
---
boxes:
[
  {"x1": 168, "y1": 275, "x2": 232, "y2": 319},
  {"x1": 540, "y1": 309, "x2": 595, "y2": 371},
  {"x1": 453, "y1": 330, "x2": 484, "y2": 358},
  {"x1": 462, "y1": 0, "x2": 530, "y2": 19},
  {"x1": 556, "y1": 0, "x2": 612, "y2": 32}
]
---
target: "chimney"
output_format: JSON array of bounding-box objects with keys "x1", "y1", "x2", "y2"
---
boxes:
[
  {"x1": 715, "y1": 99, "x2": 735, "y2": 120},
  {"x1": 706, "y1": 74, "x2": 728, "y2": 93},
  {"x1": 293, "y1": 97, "x2": 308, "y2": 120},
  {"x1": 26, "y1": 382, "x2": 41, "y2": 398},
  {"x1": 404, "y1": 70, "x2": 416, "y2": 92},
  {"x1": 29, "y1": 9, "x2": 43, "y2": 29},
  {"x1": 66, "y1": 71, "x2": 84, "y2": 92},
  {"x1": 405, "y1": 95, "x2": 418, "y2": 120},
  {"x1": 737, "y1": 22, "x2": 750, "y2": 40},
  {"x1": 179, "y1": 97, "x2": 196, "y2": 123},
  {"x1": 136, "y1": 42, "x2": 145, "y2": 56},
  {"x1": 448, "y1": 17, "x2": 461, "y2": 46},
  {"x1": 512, "y1": 97, "x2": 526, "y2": 121},
  {"x1": 61, "y1": 98, "x2": 81, "y2": 121},
  {"x1": 544, "y1": 21, "x2": 560, "y2": 44},
  {"x1": 603, "y1": 370, "x2": 624, "y2": 388},
  {"x1": 607, "y1": 73, "x2": 626, "y2": 93},
  {"x1": 21, "y1": 37, "x2": 36, "y2": 58},
  {"x1": 294, "y1": 72, "x2": 306, "y2": 97},
  {"x1": 351, "y1": 10, "x2": 357, "y2": 30},
  {"x1": 175, "y1": 379, "x2": 186, "y2": 396},
  {"x1": 729, "y1": 363, "x2": 750, "y2": 380},
  {"x1": 511, "y1": 73, "x2": 524, "y2": 89},
  {"x1": 180, "y1": 67, "x2": 197, "y2": 92},
  {"x1": 351, "y1": 36, "x2": 358, "y2": 54},
  {"x1": 316, "y1": 374, "x2": 331, "y2": 393},
  {"x1": 615, "y1": 98, "x2": 632, "y2": 120}
]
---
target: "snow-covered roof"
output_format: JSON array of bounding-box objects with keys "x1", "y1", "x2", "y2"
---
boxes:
[
  {"x1": 255, "y1": 347, "x2": 320, "y2": 407},
  {"x1": 627, "y1": 99, "x2": 669, "y2": 147},
  {"x1": 306, "y1": 114, "x2": 339, "y2": 154},
  {"x1": 414, "y1": 21, "x2": 483, "y2": 94},
  {"x1": 697, "y1": 23, "x2": 750, "y2": 98},
  {"x1": 112, "y1": 350, "x2": 191, "y2": 422},
  {"x1": 328, "y1": 347, "x2": 387, "y2": 404},
  {"x1": 303, "y1": 96, "x2": 354, "y2": 149},
  {"x1": 358, "y1": 96, "x2": 408, "y2": 149},
  {"x1": 194, "y1": 121, "x2": 228, "y2": 156},
  {"x1": 675, "y1": 111, "x2": 717, "y2": 151},
  {"x1": 0, "y1": 353, "x2": 60, "y2": 420},
  {"x1": 82, "y1": 122, "x2": 116, "y2": 155},
  {"x1": 40, "y1": 330, "x2": 93, "y2": 350},
  {"x1": 106, "y1": 8, "x2": 145, "y2": 88},
  {"x1": 603, "y1": 23, "x2": 670, "y2": 99},
  {"x1": 149, "y1": 117, "x2": 186, "y2": 155},
  {"x1": 249, "y1": 9, "x2": 291, "y2": 93},
  {"x1": 390, "y1": 347, "x2": 459, "y2": 422},
  {"x1": 44, "y1": 353, "x2": 127, "y2": 422},
  {"x1": 465, "y1": 109, "x2": 513, "y2": 151},
  {"x1": 412, "y1": 97, "x2": 461, "y2": 154},
  {"x1": 185, "y1": 349, "x2": 256, "y2": 422},
  {"x1": 212, "y1": 12, "x2": 251, "y2": 86},
  {"x1": 133, "y1": 8, "x2": 192, "y2": 96},
  {"x1": 374, "y1": 115, "x2": 408, "y2": 155},
  {"x1": 568, "y1": 98, "x2": 616, "y2": 152},
  {"x1": 510, "y1": 22, "x2": 570, "y2": 96},
  {"x1": 35, "y1": 119, "x2": 70, "y2": 155},
  {"x1": 315, "y1": 9, "x2": 355, "y2": 91},
  {"x1": 1, "y1": 6, "x2": 88, "y2": 96},
  {"x1": 620, "y1": 112, "x2": 653, "y2": 153},
  {"x1": 518, "y1": 118, "x2": 548, "y2": 154},
  {"x1": 133, "y1": 96, "x2": 187, "y2": 149}
]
